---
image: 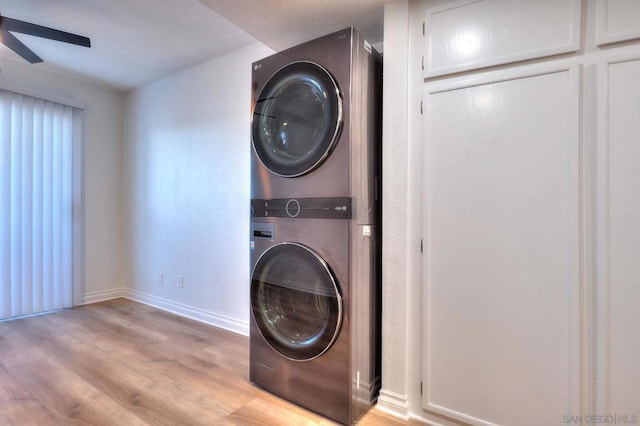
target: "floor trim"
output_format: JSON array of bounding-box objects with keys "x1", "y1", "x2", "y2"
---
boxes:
[
  {"x1": 376, "y1": 389, "x2": 410, "y2": 419},
  {"x1": 122, "y1": 288, "x2": 249, "y2": 336}
]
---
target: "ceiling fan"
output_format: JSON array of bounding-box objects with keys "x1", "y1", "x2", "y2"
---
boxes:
[{"x1": 0, "y1": 13, "x2": 91, "y2": 64}]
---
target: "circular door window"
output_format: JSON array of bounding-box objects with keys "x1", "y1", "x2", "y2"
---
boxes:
[
  {"x1": 251, "y1": 242, "x2": 342, "y2": 361},
  {"x1": 252, "y1": 62, "x2": 343, "y2": 177}
]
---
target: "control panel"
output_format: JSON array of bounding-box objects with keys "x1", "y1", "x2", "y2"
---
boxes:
[{"x1": 251, "y1": 197, "x2": 352, "y2": 220}]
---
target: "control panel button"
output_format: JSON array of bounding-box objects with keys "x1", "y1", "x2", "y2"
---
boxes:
[{"x1": 286, "y1": 199, "x2": 301, "y2": 217}]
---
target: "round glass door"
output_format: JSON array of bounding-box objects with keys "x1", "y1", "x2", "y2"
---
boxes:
[
  {"x1": 251, "y1": 242, "x2": 343, "y2": 361},
  {"x1": 252, "y1": 61, "x2": 343, "y2": 177}
]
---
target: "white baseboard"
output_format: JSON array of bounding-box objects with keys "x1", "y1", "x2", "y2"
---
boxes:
[
  {"x1": 122, "y1": 288, "x2": 249, "y2": 336},
  {"x1": 376, "y1": 389, "x2": 410, "y2": 420},
  {"x1": 376, "y1": 391, "x2": 464, "y2": 426},
  {"x1": 80, "y1": 287, "x2": 126, "y2": 305},
  {"x1": 78, "y1": 287, "x2": 249, "y2": 336}
]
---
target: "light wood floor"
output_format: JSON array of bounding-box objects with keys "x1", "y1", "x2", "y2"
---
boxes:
[{"x1": 0, "y1": 298, "x2": 423, "y2": 425}]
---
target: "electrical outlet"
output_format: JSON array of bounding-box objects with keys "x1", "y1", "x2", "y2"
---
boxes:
[
  {"x1": 158, "y1": 272, "x2": 163, "y2": 286},
  {"x1": 178, "y1": 275, "x2": 184, "y2": 288}
]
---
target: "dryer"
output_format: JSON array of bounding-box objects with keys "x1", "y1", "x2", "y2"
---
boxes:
[
  {"x1": 250, "y1": 27, "x2": 381, "y2": 199},
  {"x1": 249, "y1": 28, "x2": 381, "y2": 425}
]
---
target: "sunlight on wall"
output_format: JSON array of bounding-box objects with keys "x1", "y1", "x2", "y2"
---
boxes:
[{"x1": 126, "y1": 42, "x2": 273, "y2": 332}]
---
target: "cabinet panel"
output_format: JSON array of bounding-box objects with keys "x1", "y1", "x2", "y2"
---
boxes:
[
  {"x1": 596, "y1": 0, "x2": 640, "y2": 46},
  {"x1": 422, "y1": 66, "x2": 581, "y2": 426},
  {"x1": 596, "y1": 57, "x2": 640, "y2": 416},
  {"x1": 425, "y1": 0, "x2": 581, "y2": 77}
]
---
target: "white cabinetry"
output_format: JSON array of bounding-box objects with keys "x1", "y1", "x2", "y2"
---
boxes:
[
  {"x1": 419, "y1": 0, "x2": 640, "y2": 425},
  {"x1": 423, "y1": 65, "x2": 581, "y2": 426},
  {"x1": 424, "y1": 0, "x2": 581, "y2": 77},
  {"x1": 596, "y1": 0, "x2": 640, "y2": 46},
  {"x1": 596, "y1": 57, "x2": 640, "y2": 417}
]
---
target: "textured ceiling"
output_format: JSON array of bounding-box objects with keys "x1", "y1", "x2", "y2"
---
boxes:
[
  {"x1": 0, "y1": 0, "x2": 257, "y2": 90},
  {"x1": 198, "y1": 0, "x2": 392, "y2": 52},
  {"x1": 0, "y1": 0, "x2": 391, "y2": 91}
]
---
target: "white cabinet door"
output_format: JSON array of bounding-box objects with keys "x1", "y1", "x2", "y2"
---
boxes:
[
  {"x1": 596, "y1": 57, "x2": 640, "y2": 417},
  {"x1": 422, "y1": 65, "x2": 581, "y2": 426},
  {"x1": 424, "y1": 0, "x2": 581, "y2": 77},
  {"x1": 596, "y1": 0, "x2": 640, "y2": 46}
]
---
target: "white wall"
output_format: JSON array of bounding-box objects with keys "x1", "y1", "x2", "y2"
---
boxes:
[
  {"x1": 124, "y1": 42, "x2": 273, "y2": 334},
  {"x1": 0, "y1": 57, "x2": 126, "y2": 303},
  {"x1": 379, "y1": 0, "x2": 410, "y2": 414},
  {"x1": 378, "y1": 0, "x2": 426, "y2": 418}
]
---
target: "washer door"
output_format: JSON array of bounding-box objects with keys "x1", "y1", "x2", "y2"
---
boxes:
[
  {"x1": 252, "y1": 61, "x2": 343, "y2": 177},
  {"x1": 251, "y1": 242, "x2": 343, "y2": 361}
]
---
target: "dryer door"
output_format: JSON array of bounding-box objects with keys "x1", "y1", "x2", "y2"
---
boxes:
[
  {"x1": 251, "y1": 242, "x2": 343, "y2": 361},
  {"x1": 252, "y1": 62, "x2": 343, "y2": 177}
]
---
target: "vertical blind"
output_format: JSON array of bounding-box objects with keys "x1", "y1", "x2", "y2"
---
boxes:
[{"x1": 0, "y1": 89, "x2": 81, "y2": 320}]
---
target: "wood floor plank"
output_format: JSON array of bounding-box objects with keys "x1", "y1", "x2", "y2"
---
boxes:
[
  {"x1": 0, "y1": 323, "x2": 44, "y2": 367},
  {"x1": 222, "y1": 396, "x2": 324, "y2": 425},
  {"x1": 4, "y1": 354, "x2": 147, "y2": 425},
  {"x1": 12, "y1": 310, "x2": 242, "y2": 423},
  {"x1": 0, "y1": 364, "x2": 56, "y2": 426},
  {"x1": 100, "y1": 299, "x2": 251, "y2": 372},
  {"x1": 0, "y1": 299, "x2": 421, "y2": 425},
  {"x1": 22, "y1": 335, "x2": 197, "y2": 424}
]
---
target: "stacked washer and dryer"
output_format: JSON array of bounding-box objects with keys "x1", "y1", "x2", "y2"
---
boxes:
[{"x1": 249, "y1": 28, "x2": 382, "y2": 425}]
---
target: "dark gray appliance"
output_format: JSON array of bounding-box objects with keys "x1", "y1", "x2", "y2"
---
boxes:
[{"x1": 250, "y1": 28, "x2": 381, "y2": 425}]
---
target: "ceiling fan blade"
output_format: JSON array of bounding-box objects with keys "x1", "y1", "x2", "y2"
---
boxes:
[
  {"x1": 0, "y1": 16, "x2": 90, "y2": 47},
  {"x1": 0, "y1": 29, "x2": 43, "y2": 63}
]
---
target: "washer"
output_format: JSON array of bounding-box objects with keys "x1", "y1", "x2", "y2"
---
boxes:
[
  {"x1": 249, "y1": 28, "x2": 382, "y2": 425},
  {"x1": 250, "y1": 202, "x2": 379, "y2": 425}
]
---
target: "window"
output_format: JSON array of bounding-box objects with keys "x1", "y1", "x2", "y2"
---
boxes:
[{"x1": 0, "y1": 88, "x2": 83, "y2": 320}]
